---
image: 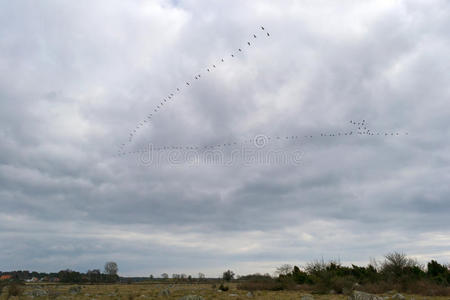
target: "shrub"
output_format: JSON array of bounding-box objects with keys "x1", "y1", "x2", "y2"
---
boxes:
[
  {"x1": 238, "y1": 280, "x2": 285, "y2": 291},
  {"x1": 7, "y1": 283, "x2": 24, "y2": 297},
  {"x1": 218, "y1": 283, "x2": 229, "y2": 291},
  {"x1": 222, "y1": 270, "x2": 235, "y2": 281}
]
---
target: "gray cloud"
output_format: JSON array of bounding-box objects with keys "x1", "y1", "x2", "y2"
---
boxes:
[{"x1": 0, "y1": 0, "x2": 449, "y2": 276}]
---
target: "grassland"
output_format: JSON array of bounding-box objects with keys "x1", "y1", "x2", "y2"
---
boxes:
[{"x1": 3, "y1": 282, "x2": 449, "y2": 300}]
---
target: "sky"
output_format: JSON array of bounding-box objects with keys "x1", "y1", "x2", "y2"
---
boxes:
[{"x1": 0, "y1": 0, "x2": 449, "y2": 277}]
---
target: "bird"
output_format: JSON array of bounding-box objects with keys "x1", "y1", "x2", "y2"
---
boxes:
[
  {"x1": 231, "y1": 54, "x2": 234, "y2": 57},
  {"x1": 261, "y1": 26, "x2": 265, "y2": 30},
  {"x1": 170, "y1": 93, "x2": 173, "y2": 96},
  {"x1": 267, "y1": 32, "x2": 270, "y2": 36},
  {"x1": 221, "y1": 58, "x2": 224, "y2": 62},
  {"x1": 213, "y1": 64, "x2": 216, "y2": 68},
  {"x1": 198, "y1": 74, "x2": 201, "y2": 78},
  {"x1": 253, "y1": 34, "x2": 257, "y2": 38},
  {"x1": 195, "y1": 76, "x2": 198, "y2": 80},
  {"x1": 186, "y1": 82, "x2": 190, "y2": 85},
  {"x1": 176, "y1": 88, "x2": 180, "y2": 91},
  {"x1": 248, "y1": 42, "x2": 251, "y2": 46},
  {"x1": 238, "y1": 48, "x2": 242, "y2": 52},
  {"x1": 207, "y1": 68, "x2": 210, "y2": 72}
]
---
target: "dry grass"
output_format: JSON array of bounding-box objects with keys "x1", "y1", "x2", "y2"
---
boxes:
[{"x1": 11, "y1": 282, "x2": 450, "y2": 300}]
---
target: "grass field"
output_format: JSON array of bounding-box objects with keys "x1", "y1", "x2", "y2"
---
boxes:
[{"x1": 3, "y1": 283, "x2": 448, "y2": 300}]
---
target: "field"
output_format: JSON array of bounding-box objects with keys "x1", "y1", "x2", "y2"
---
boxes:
[{"x1": 5, "y1": 283, "x2": 449, "y2": 300}]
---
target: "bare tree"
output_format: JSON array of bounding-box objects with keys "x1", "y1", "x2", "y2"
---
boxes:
[
  {"x1": 198, "y1": 272, "x2": 205, "y2": 280},
  {"x1": 104, "y1": 262, "x2": 118, "y2": 276},
  {"x1": 275, "y1": 264, "x2": 293, "y2": 276},
  {"x1": 381, "y1": 252, "x2": 418, "y2": 277},
  {"x1": 161, "y1": 273, "x2": 169, "y2": 279}
]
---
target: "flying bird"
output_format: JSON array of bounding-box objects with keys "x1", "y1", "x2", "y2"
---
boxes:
[
  {"x1": 267, "y1": 32, "x2": 270, "y2": 36},
  {"x1": 261, "y1": 26, "x2": 265, "y2": 30},
  {"x1": 248, "y1": 42, "x2": 251, "y2": 46},
  {"x1": 238, "y1": 48, "x2": 242, "y2": 51},
  {"x1": 253, "y1": 34, "x2": 257, "y2": 38}
]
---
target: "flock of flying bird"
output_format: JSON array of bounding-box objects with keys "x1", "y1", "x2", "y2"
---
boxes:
[
  {"x1": 116, "y1": 26, "x2": 271, "y2": 157},
  {"x1": 114, "y1": 119, "x2": 409, "y2": 157},
  {"x1": 114, "y1": 26, "x2": 408, "y2": 158}
]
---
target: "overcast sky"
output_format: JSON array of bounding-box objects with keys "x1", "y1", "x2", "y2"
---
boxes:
[{"x1": 1, "y1": 0, "x2": 449, "y2": 277}]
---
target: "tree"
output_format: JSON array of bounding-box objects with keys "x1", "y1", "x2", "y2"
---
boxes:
[
  {"x1": 161, "y1": 273, "x2": 169, "y2": 279},
  {"x1": 104, "y1": 262, "x2": 118, "y2": 276},
  {"x1": 198, "y1": 272, "x2": 205, "y2": 280},
  {"x1": 87, "y1": 269, "x2": 101, "y2": 283},
  {"x1": 427, "y1": 260, "x2": 447, "y2": 277},
  {"x1": 276, "y1": 264, "x2": 293, "y2": 277},
  {"x1": 222, "y1": 270, "x2": 235, "y2": 281}
]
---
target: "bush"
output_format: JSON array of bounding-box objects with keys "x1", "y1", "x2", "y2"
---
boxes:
[
  {"x1": 238, "y1": 280, "x2": 286, "y2": 291},
  {"x1": 381, "y1": 252, "x2": 421, "y2": 281},
  {"x1": 7, "y1": 283, "x2": 24, "y2": 297},
  {"x1": 222, "y1": 270, "x2": 235, "y2": 281},
  {"x1": 218, "y1": 283, "x2": 229, "y2": 291}
]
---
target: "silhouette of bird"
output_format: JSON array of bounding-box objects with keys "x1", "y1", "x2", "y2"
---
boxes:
[
  {"x1": 213, "y1": 64, "x2": 216, "y2": 68},
  {"x1": 207, "y1": 68, "x2": 210, "y2": 72},
  {"x1": 267, "y1": 32, "x2": 270, "y2": 36},
  {"x1": 238, "y1": 48, "x2": 242, "y2": 52},
  {"x1": 195, "y1": 76, "x2": 198, "y2": 80},
  {"x1": 231, "y1": 54, "x2": 234, "y2": 57},
  {"x1": 253, "y1": 34, "x2": 257, "y2": 38},
  {"x1": 248, "y1": 42, "x2": 251, "y2": 46},
  {"x1": 177, "y1": 88, "x2": 180, "y2": 91},
  {"x1": 221, "y1": 59, "x2": 224, "y2": 62},
  {"x1": 261, "y1": 26, "x2": 265, "y2": 30},
  {"x1": 186, "y1": 82, "x2": 190, "y2": 85}
]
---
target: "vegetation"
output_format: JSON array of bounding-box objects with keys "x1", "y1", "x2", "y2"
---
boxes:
[
  {"x1": 222, "y1": 270, "x2": 235, "y2": 281},
  {"x1": 236, "y1": 252, "x2": 450, "y2": 296},
  {"x1": 0, "y1": 253, "x2": 449, "y2": 298}
]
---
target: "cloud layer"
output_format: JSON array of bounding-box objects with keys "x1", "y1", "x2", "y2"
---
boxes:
[{"x1": 1, "y1": 0, "x2": 449, "y2": 276}]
